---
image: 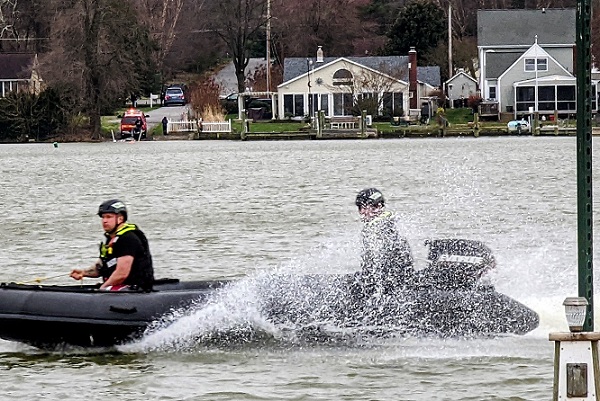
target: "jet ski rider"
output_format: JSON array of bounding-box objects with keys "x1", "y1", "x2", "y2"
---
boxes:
[
  {"x1": 70, "y1": 199, "x2": 154, "y2": 291},
  {"x1": 355, "y1": 188, "x2": 414, "y2": 296}
]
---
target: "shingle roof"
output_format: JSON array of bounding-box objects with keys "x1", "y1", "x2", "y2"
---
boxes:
[
  {"x1": 477, "y1": 9, "x2": 575, "y2": 47},
  {"x1": 0, "y1": 53, "x2": 36, "y2": 80},
  {"x1": 284, "y1": 56, "x2": 441, "y2": 88},
  {"x1": 485, "y1": 51, "x2": 522, "y2": 79}
]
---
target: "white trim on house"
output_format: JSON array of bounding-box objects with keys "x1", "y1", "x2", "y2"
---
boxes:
[
  {"x1": 277, "y1": 57, "x2": 410, "y2": 89},
  {"x1": 277, "y1": 57, "x2": 415, "y2": 119},
  {"x1": 497, "y1": 43, "x2": 572, "y2": 82}
]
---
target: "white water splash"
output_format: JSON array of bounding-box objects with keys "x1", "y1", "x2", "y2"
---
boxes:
[{"x1": 122, "y1": 274, "x2": 281, "y2": 353}]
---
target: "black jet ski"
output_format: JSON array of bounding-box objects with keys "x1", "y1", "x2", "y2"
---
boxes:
[
  {"x1": 257, "y1": 239, "x2": 539, "y2": 337},
  {"x1": 0, "y1": 239, "x2": 539, "y2": 349}
]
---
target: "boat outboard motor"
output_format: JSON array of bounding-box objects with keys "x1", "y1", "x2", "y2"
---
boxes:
[{"x1": 421, "y1": 239, "x2": 496, "y2": 289}]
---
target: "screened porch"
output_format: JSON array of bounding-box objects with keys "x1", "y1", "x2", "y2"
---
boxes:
[{"x1": 513, "y1": 75, "x2": 598, "y2": 116}]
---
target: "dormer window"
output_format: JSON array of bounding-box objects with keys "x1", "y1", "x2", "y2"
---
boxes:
[
  {"x1": 333, "y1": 69, "x2": 353, "y2": 86},
  {"x1": 525, "y1": 57, "x2": 548, "y2": 72}
]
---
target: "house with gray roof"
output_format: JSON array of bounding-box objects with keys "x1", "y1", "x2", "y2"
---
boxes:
[
  {"x1": 0, "y1": 53, "x2": 43, "y2": 97},
  {"x1": 477, "y1": 8, "x2": 595, "y2": 117},
  {"x1": 445, "y1": 69, "x2": 478, "y2": 107},
  {"x1": 277, "y1": 47, "x2": 440, "y2": 119}
]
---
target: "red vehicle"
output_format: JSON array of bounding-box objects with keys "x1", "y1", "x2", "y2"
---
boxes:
[{"x1": 120, "y1": 109, "x2": 148, "y2": 139}]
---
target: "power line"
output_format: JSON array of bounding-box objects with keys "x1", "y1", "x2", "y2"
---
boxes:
[{"x1": 0, "y1": 38, "x2": 50, "y2": 41}]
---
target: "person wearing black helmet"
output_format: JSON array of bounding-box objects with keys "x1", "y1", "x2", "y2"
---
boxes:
[
  {"x1": 70, "y1": 199, "x2": 154, "y2": 291},
  {"x1": 355, "y1": 188, "x2": 414, "y2": 296}
]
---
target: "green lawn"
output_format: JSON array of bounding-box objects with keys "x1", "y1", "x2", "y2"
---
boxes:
[{"x1": 444, "y1": 108, "x2": 475, "y2": 124}]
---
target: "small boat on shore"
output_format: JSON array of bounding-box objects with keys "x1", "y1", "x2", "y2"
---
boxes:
[{"x1": 0, "y1": 239, "x2": 539, "y2": 349}]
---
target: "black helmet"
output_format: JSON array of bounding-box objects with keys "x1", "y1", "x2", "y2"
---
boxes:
[
  {"x1": 98, "y1": 199, "x2": 128, "y2": 220},
  {"x1": 355, "y1": 188, "x2": 385, "y2": 208}
]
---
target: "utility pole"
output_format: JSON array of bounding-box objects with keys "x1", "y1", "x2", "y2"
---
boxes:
[
  {"x1": 266, "y1": 0, "x2": 271, "y2": 94},
  {"x1": 448, "y1": 3, "x2": 453, "y2": 79}
]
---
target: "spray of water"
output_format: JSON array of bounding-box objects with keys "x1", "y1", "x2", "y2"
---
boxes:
[{"x1": 120, "y1": 232, "x2": 541, "y2": 354}]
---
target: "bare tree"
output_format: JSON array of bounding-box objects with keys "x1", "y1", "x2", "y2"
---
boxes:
[
  {"x1": 0, "y1": 0, "x2": 16, "y2": 36},
  {"x1": 272, "y1": 0, "x2": 365, "y2": 58},
  {"x1": 247, "y1": 64, "x2": 282, "y2": 91},
  {"x1": 0, "y1": 0, "x2": 18, "y2": 51},
  {"x1": 205, "y1": 0, "x2": 269, "y2": 93},
  {"x1": 0, "y1": 0, "x2": 52, "y2": 52},
  {"x1": 45, "y1": 0, "x2": 155, "y2": 139},
  {"x1": 133, "y1": 0, "x2": 189, "y2": 65},
  {"x1": 323, "y1": 61, "x2": 406, "y2": 116}
]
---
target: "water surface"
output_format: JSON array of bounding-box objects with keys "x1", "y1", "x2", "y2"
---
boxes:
[{"x1": 0, "y1": 137, "x2": 592, "y2": 400}]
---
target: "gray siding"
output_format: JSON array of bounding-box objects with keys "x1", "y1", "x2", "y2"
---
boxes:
[
  {"x1": 546, "y1": 48, "x2": 574, "y2": 74},
  {"x1": 447, "y1": 75, "x2": 477, "y2": 100},
  {"x1": 500, "y1": 56, "x2": 572, "y2": 109}
]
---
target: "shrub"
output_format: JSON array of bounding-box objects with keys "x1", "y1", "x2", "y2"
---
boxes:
[
  {"x1": 467, "y1": 95, "x2": 483, "y2": 112},
  {"x1": 0, "y1": 87, "x2": 75, "y2": 141},
  {"x1": 189, "y1": 77, "x2": 226, "y2": 118}
]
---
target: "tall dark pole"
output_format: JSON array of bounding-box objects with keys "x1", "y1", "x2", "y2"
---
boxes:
[
  {"x1": 307, "y1": 59, "x2": 312, "y2": 119},
  {"x1": 576, "y1": 0, "x2": 594, "y2": 331}
]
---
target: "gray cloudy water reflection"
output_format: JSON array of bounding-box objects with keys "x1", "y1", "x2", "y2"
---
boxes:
[{"x1": 0, "y1": 137, "x2": 593, "y2": 400}]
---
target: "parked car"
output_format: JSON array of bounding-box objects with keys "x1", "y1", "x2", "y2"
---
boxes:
[
  {"x1": 507, "y1": 119, "x2": 530, "y2": 134},
  {"x1": 119, "y1": 108, "x2": 149, "y2": 139},
  {"x1": 220, "y1": 93, "x2": 239, "y2": 114},
  {"x1": 163, "y1": 87, "x2": 186, "y2": 106}
]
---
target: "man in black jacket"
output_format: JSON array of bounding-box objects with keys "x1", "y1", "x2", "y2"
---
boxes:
[{"x1": 70, "y1": 199, "x2": 154, "y2": 291}]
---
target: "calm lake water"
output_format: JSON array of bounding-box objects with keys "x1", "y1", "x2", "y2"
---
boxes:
[{"x1": 0, "y1": 137, "x2": 595, "y2": 400}]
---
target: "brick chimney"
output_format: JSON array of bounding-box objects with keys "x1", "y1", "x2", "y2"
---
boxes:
[{"x1": 409, "y1": 47, "x2": 418, "y2": 109}]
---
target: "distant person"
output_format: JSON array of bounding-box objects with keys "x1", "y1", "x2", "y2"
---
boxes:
[
  {"x1": 130, "y1": 93, "x2": 137, "y2": 108},
  {"x1": 70, "y1": 200, "x2": 154, "y2": 291},
  {"x1": 162, "y1": 116, "x2": 168, "y2": 135},
  {"x1": 134, "y1": 116, "x2": 143, "y2": 137},
  {"x1": 354, "y1": 188, "x2": 414, "y2": 296},
  {"x1": 160, "y1": 91, "x2": 165, "y2": 106}
]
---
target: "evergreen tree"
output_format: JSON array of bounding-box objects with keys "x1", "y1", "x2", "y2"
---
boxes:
[{"x1": 384, "y1": 0, "x2": 446, "y2": 58}]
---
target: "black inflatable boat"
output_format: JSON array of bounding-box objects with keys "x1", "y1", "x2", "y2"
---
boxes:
[{"x1": 0, "y1": 239, "x2": 539, "y2": 349}]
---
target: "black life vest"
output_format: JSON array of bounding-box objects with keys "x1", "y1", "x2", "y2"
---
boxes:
[{"x1": 98, "y1": 223, "x2": 154, "y2": 290}]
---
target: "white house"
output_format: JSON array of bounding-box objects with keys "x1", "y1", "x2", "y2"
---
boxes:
[
  {"x1": 276, "y1": 48, "x2": 440, "y2": 120},
  {"x1": 0, "y1": 53, "x2": 43, "y2": 97}
]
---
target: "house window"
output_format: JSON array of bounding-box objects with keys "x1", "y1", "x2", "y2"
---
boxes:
[
  {"x1": 516, "y1": 86, "x2": 535, "y2": 112},
  {"x1": 524, "y1": 58, "x2": 548, "y2": 72},
  {"x1": 538, "y1": 86, "x2": 555, "y2": 111},
  {"x1": 333, "y1": 92, "x2": 354, "y2": 115},
  {"x1": 307, "y1": 93, "x2": 318, "y2": 116},
  {"x1": 294, "y1": 94, "x2": 304, "y2": 116},
  {"x1": 489, "y1": 86, "x2": 496, "y2": 100},
  {"x1": 283, "y1": 94, "x2": 305, "y2": 117},
  {"x1": 383, "y1": 92, "x2": 404, "y2": 116},
  {"x1": 319, "y1": 94, "x2": 329, "y2": 116},
  {"x1": 393, "y1": 92, "x2": 403, "y2": 115},
  {"x1": 333, "y1": 69, "x2": 353, "y2": 86},
  {"x1": 557, "y1": 85, "x2": 576, "y2": 111}
]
